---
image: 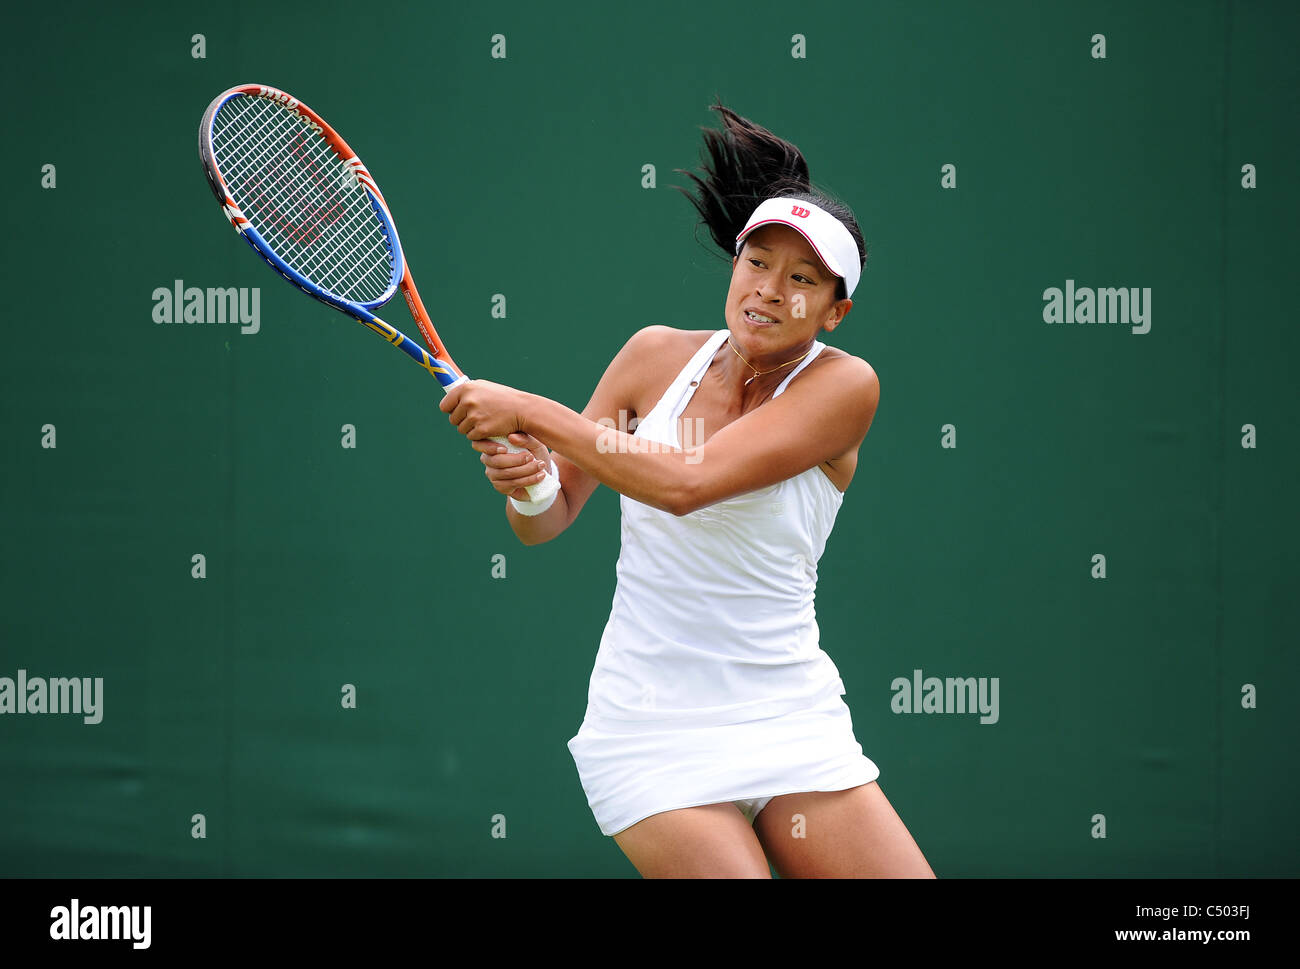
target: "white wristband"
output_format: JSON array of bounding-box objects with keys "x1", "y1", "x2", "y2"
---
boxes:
[{"x1": 509, "y1": 467, "x2": 559, "y2": 516}]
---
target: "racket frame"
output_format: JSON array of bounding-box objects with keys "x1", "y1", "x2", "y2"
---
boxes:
[
  {"x1": 199, "y1": 83, "x2": 560, "y2": 503},
  {"x1": 198, "y1": 83, "x2": 466, "y2": 388}
]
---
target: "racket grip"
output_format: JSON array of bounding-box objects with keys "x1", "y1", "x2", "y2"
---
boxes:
[
  {"x1": 491, "y1": 436, "x2": 561, "y2": 505},
  {"x1": 440, "y1": 375, "x2": 559, "y2": 504}
]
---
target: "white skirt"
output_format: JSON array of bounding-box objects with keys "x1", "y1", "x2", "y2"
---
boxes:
[{"x1": 566, "y1": 690, "x2": 881, "y2": 837}]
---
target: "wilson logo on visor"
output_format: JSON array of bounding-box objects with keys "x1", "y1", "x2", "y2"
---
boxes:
[{"x1": 791, "y1": 205, "x2": 811, "y2": 218}]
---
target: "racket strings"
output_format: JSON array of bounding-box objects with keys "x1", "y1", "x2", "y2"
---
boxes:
[
  {"x1": 217, "y1": 99, "x2": 390, "y2": 298},
  {"x1": 211, "y1": 96, "x2": 395, "y2": 303},
  {"x1": 218, "y1": 103, "x2": 346, "y2": 251},
  {"x1": 217, "y1": 99, "x2": 387, "y2": 290}
]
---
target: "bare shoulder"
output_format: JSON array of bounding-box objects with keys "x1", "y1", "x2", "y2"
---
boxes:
[
  {"x1": 611, "y1": 326, "x2": 716, "y2": 413},
  {"x1": 777, "y1": 347, "x2": 880, "y2": 455},
  {"x1": 784, "y1": 348, "x2": 880, "y2": 479},
  {"x1": 802, "y1": 346, "x2": 880, "y2": 402},
  {"x1": 621, "y1": 325, "x2": 714, "y2": 359}
]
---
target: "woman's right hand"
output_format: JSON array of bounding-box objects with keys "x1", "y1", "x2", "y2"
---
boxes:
[{"x1": 472, "y1": 432, "x2": 555, "y2": 501}]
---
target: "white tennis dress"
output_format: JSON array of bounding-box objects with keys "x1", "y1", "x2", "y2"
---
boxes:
[{"x1": 566, "y1": 328, "x2": 880, "y2": 837}]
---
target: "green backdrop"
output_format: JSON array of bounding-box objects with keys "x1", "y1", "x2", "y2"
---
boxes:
[{"x1": 1, "y1": 0, "x2": 1295, "y2": 877}]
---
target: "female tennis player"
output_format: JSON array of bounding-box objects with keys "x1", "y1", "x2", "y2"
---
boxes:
[{"x1": 440, "y1": 104, "x2": 935, "y2": 878}]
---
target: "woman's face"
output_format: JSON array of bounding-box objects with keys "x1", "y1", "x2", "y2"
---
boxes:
[{"x1": 725, "y1": 224, "x2": 853, "y2": 362}]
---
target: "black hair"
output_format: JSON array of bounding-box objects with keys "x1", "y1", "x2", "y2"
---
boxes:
[{"x1": 673, "y1": 100, "x2": 867, "y2": 301}]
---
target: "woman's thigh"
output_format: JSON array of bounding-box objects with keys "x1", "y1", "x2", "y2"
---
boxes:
[
  {"x1": 753, "y1": 782, "x2": 936, "y2": 878},
  {"x1": 612, "y1": 802, "x2": 773, "y2": 878}
]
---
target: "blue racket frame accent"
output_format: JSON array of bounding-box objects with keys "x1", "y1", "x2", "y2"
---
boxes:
[{"x1": 226, "y1": 186, "x2": 460, "y2": 387}]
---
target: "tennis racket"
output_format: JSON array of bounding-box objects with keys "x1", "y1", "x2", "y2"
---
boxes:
[{"x1": 198, "y1": 83, "x2": 559, "y2": 503}]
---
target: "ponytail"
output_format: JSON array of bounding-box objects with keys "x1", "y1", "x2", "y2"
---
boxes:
[{"x1": 674, "y1": 100, "x2": 867, "y2": 300}]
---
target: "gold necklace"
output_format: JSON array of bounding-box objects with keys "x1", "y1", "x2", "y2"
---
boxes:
[{"x1": 726, "y1": 336, "x2": 813, "y2": 386}]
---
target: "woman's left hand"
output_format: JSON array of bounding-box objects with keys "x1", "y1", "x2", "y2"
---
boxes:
[{"x1": 439, "y1": 379, "x2": 534, "y2": 441}]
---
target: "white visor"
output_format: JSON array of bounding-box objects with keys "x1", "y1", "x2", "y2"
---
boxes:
[{"x1": 735, "y1": 197, "x2": 861, "y2": 298}]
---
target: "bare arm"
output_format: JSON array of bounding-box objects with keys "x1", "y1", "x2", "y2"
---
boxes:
[
  {"x1": 445, "y1": 348, "x2": 880, "y2": 518},
  {"x1": 470, "y1": 326, "x2": 687, "y2": 544}
]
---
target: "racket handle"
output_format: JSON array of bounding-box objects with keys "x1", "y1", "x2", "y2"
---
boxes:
[
  {"x1": 491, "y1": 435, "x2": 561, "y2": 505},
  {"x1": 441, "y1": 374, "x2": 560, "y2": 504}
]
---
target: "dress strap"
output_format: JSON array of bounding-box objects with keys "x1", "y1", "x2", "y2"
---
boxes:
[
  {"x1": 682, "y1": 330, "x2": 731, "y2": 385},
  {"x1": 773, "y1": 340, "x2": 827, "y2": 398},
  {"x1": 635, "y1": 330, "x2": 730, "y2": 447},
  {"x1": 665, "y1": 330, "x2": 730, "y2": 412}
]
